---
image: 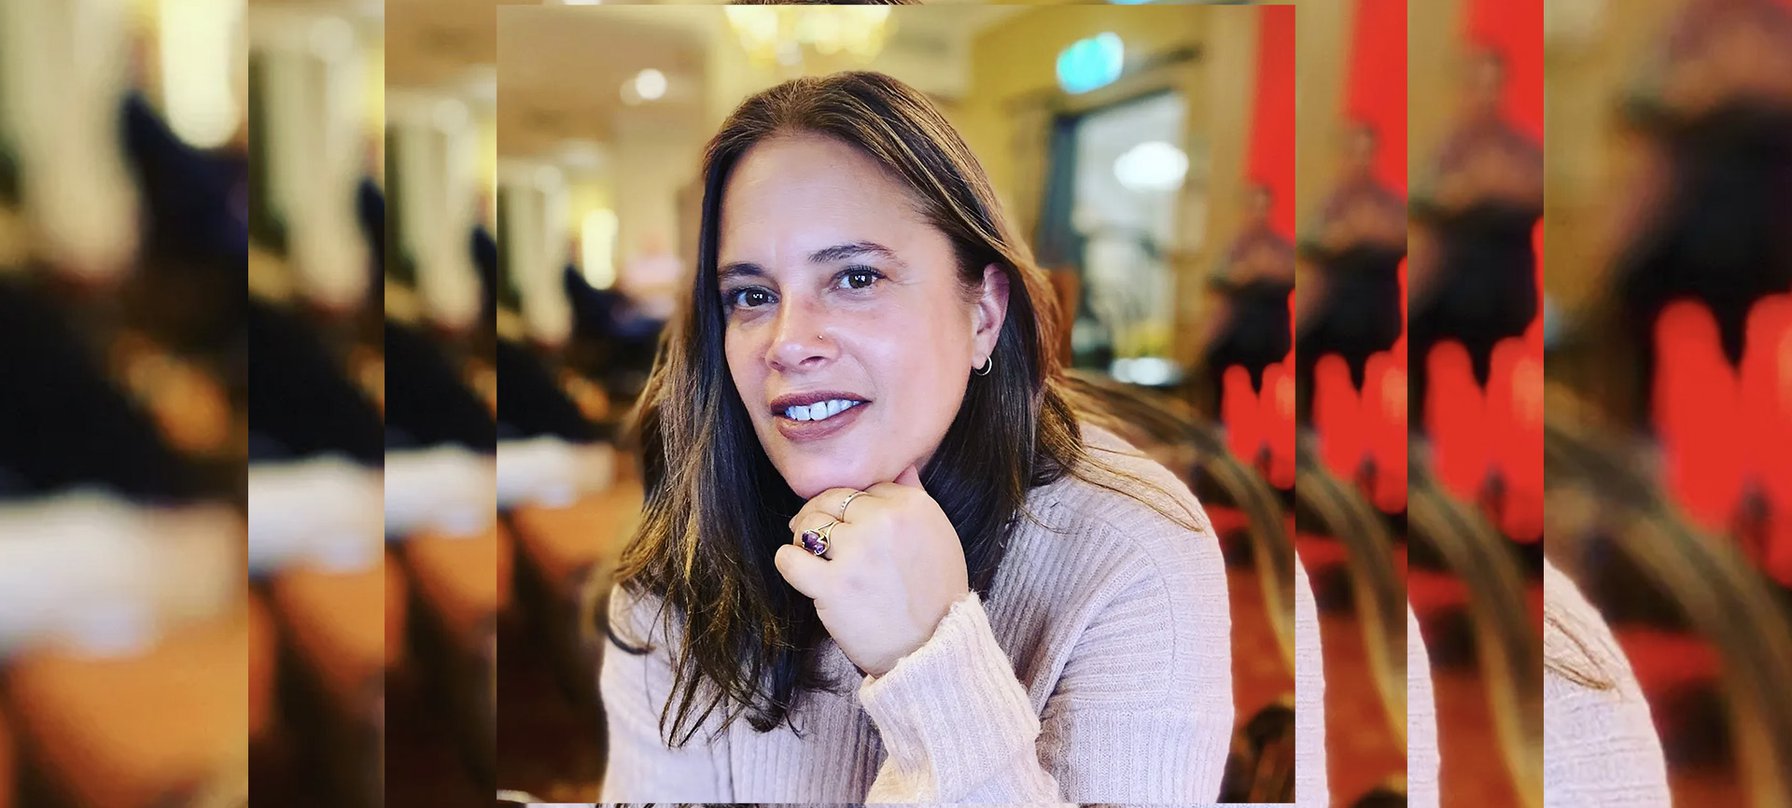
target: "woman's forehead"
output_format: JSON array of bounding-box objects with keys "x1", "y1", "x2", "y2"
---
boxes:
[
  {"x1": 726, "y1": 133, "x2": 910, "y2": 206},
  {"x1": 720, "y1": 135, "x2": 934, "y2": 258}
]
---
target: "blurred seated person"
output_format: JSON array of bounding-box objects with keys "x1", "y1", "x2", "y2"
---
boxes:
[
  {"x1": 1595, "y1": 0, "x2": 1792, "y2": 428},
  {"x1": 1197, "y1": 183, "x2": 1293, "y2": 412},
  {"x1": 1408, "y1": 49, "x2": 1543, "y2": 429},
  {"x1": 1293, "y1": 124, "x2": 1407, "y2": 423}
]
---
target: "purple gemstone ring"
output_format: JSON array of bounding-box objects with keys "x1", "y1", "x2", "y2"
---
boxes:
[{"x1": 798, "y1": 519, "x2": 837, "y2": 557}]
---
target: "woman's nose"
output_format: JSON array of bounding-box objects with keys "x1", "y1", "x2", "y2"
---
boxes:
[{"x1": 766, "y1": 295, "x2": 837, "y2": 372}]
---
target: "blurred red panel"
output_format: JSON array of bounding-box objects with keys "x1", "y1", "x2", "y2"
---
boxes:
[
  {"x1": 1464, "y1": 0, "x2": 1544, "y2": 141},
  {"x1": 1346, "y1": 0, "x2": 1407, "y2": 193},
  {"x1": 1250, "y1": 4, "x2": 1296, "y2": 238}
]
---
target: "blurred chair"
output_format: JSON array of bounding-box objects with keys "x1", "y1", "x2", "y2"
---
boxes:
[
  {"x1": 1407, "y1": 459, "x2": 1544, "y2": 807},
  {"x1": 247, "y1": 590, "x2": 278, "y2": 748},
  {"x1": 5, "y1": 609, "x2": 249, "y2": 808},
  {"x1": 1547, "y1": 416, "x2": 1792, "y2": 805},
  {"x1": 266, "y1": 561, "x2": 385, "y2": 808},
  {"x1": 1741, "y1": 294, "x2": 1792, "y2": 585},
  {"x1": 395, "y1": 525, "x2": 503, "y2": 784},
  {"x1": 1655, "y1": 300, "x2": 1748, "y2": 537},
  {"x1": 1312, "y1": 349, "x2": 1406, "y2": 516},
  {"x1": 1, "y1": 702, "x2": 12, "y2": 808}
]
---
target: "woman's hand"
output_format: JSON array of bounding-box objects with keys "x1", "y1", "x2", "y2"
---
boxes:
[{"x1": 773, "y1": 465, "x2": 971, "y2": 677}]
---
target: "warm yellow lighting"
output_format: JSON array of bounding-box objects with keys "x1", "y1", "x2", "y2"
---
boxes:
[
  {"x1": 581, "y1": 209, "x2": 618, "y2": 290},
  {"x1": 158, "y1": 0, "x2": 244, "y2": 149},
  {"x1": 633, "y1": 69, "x2": 666, "y2": 101},
  {"x1": 724, "y1": 7, "x2": 892, "y2": 71}
]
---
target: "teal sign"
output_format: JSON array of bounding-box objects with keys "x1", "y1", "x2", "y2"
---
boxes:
[{"x1": 1057, "y1": 33, "x2": 1124, "y2": 95}]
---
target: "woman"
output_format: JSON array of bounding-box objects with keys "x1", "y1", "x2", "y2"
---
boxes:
[
  {"x1": 1293, "y1": 124, "x2": 1406, "y2": 423},
  {"x1": 1407, "y1": 49, "x2": 1543, "y2": 429},
  {"x1": 600, "y1": 72, "x2": 1232, "y2": 803},
  {"x1": 1200, "y1": 184, "x2": 1294, "y2": 399},
  {"x1": 1541, "y1": 560, "x2": 1671, "y2": 807}
]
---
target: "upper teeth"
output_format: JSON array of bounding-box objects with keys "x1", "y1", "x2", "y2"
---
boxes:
[{"x1": 785, "y1": 399, "x2": 861, "y2": 422}]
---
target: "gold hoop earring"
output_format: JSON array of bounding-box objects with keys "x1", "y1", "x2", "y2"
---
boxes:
[{"x1": 973, "y1": 355, "x2": 994, "y2": 377}]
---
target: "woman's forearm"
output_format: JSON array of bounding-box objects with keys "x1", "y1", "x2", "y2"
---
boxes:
[
  {"x1": 857, "y1": 592, "x2": 1065, "y2": 803},
  {"x1": 857, "y1": 588, "x2": 1230, "y2": 804}
]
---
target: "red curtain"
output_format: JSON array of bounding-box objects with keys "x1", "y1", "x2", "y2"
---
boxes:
[
  {"x1": 1248, "y1": 4, "x2": 1296, "y2": 238},
  {"x1": 1344, "y1": 0, "x2": 1407, "y2": 194},
  {"x1": 1464, "y1": 0, "x2": 1544, "y2": 141}
]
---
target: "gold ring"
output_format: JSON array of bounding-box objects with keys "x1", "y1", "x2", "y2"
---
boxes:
[
  {"x1": 838, "y1": 490, "x2": 867, "y2": 520},
  {"x1": 798, "y1": 519, "x2": 836, "y2": 557}
]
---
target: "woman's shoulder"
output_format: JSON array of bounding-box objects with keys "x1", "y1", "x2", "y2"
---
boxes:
[
  {"x1": 1055, "y1": 422, "x2": 1211, "y2": 529},
  {"x1": 605, "y1": 578, "x2": 683, "y2": 652},
  {"x1": 1542, "y1": 560, "x2": 1652, "y2": 708},
  {"x1": 1542, "y1": 578, "x2": 1671, "y2": 805},
  {"x1": 1015, "y1": 423, "x2": 1218, "y2": 586}
]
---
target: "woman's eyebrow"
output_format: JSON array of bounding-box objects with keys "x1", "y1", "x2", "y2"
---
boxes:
[
  {"x1": 717, "y1": 262, "x2": 767, "y2": 283},
  {"x1": 808, "y1": 241, "x2": 904, "y2": 266},
  {"x1": 719, "y1": 242, "x2": 905, "y2": 280}
]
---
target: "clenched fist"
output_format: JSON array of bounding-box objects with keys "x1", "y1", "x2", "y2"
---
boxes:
[{"x1": 774, "y1": 465, "x2": 970, "y2": 677}]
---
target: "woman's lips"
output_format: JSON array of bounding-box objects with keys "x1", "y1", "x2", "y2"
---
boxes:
[{"x1": 774, "y1": 401, "x2": 868, "y2": 443}]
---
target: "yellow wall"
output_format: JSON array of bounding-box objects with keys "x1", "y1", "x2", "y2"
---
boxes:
[
  {"x1": 478, "y1": 112, "x2": 499, "y2": 231},
  {"x1": 961, "y1": 6, "x2": 1250, "y2": 369},
  {"x1": 1295, "y1": 0, "x2": 1352, "y2": 227},
  {"x1": 363, "y1": 37, "x2": 384, "y2": 181},
  {"x1": 1542, "y1": 0, "x2": 1680, "y2": 310},
  {"x1": 1408, "y1": 0, "x2": 1465, "y2": 181},
  {"x1": 962, "y1": 6, "x2": 1207, "y2": 235}
]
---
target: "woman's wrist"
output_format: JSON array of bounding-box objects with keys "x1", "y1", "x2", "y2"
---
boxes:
[{"x1": 858, "y1": 591, "x2": 1044, "y2": 799}]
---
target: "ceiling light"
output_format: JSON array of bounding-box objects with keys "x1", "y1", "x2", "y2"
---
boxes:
[
  {"x1": 633, "y1": 69, "x2": 667, "y2": 101},
  {"x1": 1114, "y1": 141, "x2": 1188, "y2": 193}
]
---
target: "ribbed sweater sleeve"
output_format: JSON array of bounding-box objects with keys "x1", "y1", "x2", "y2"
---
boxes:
[
  {"x1": 597, "y1": 585, "x2": 732, "y2": 802},
  {"x1": 1294, "y1": 557, "x2": 1329, "y2": 807},
  {"x1": 1542, "y1": 560, "x2": 1670, "y2": 808},
  {"x1": 857, "y1": 591, "x2": 1067, "y2": 804},
  {"x1": 858, "y1": 466, "x2": 1233, "y2": 804},
  {"x1": 1408, "y1": 602, "x2": 1441, "y2": 808}
]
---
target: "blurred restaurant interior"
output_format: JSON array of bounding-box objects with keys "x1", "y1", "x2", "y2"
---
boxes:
[
  {"x1": 489, "y1": 2, "x2": 1308, "y2": 803},
  {"x1": 1, "y1": 0, "x2": 251, "y2": 806},
  {"x1": 0, "y1": 0, "x2": 1785, "y2": 807}
]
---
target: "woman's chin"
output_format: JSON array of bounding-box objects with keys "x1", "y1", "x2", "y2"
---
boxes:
[{"x1": 778, "y1": 463, "x2": 874, "y2": 501}]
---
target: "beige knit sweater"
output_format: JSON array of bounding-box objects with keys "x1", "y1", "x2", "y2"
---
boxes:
[
  {"x1": 598, "y1": 427, "x2": 1234, "y2": 804},
  {"x1": 1539, "y1": 559, "x2": 1670, "y2": 807}
]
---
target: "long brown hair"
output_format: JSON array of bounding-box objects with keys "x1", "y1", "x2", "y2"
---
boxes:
[
  {"x1": 612, "y1": 71, "x2": 1192, "y2": 747},
  {"x1": 1543, "y1": 602, "x2": 1617, "y2": 691}
]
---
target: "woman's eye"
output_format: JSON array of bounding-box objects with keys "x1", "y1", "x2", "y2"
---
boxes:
[
  {"x1": 728, "y1": 288, "x2": 774, "y2": 309},
  {"x1": 838, "y1": 268, "x2": 882, "y2": 291}
]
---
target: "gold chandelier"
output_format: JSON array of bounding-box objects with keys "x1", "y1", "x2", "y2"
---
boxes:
[{"x1": 723, "y1": 7, "x2": 893, "y2": 70}]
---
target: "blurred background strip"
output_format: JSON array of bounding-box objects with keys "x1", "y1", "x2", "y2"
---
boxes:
[
  {"x1": 1405, "y1": 0, "x2": 1547, "y2": 805},
  {"x1": 246, "y1": 1, "x2": 386, "y2": 807},
  {"x1": 1293, "y1": 0, "x2": 1412, "y2": 804},
  {"x1": 1542, "y1": 0, "x2": 1792, "y2": 804},
  {"x1": 2, "y1": 0, "x2": 250, "y2": 806}
]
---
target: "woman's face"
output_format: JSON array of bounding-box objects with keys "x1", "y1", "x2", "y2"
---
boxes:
[{"x1": 717, "y1": 132, "x2": 1008, "y2": 500}]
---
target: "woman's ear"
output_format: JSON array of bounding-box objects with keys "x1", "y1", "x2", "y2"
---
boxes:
[{"x1": 973, "y1": 264, "x2": 1011, "y2": 357}]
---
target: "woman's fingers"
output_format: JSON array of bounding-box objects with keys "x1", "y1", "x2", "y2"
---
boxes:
[
  {"x1": 773, "y1": 543, "x2": 830, "y2": 599},
  {"x1": 787, "y1": 486, "x2": 868, "y2": 532}
]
